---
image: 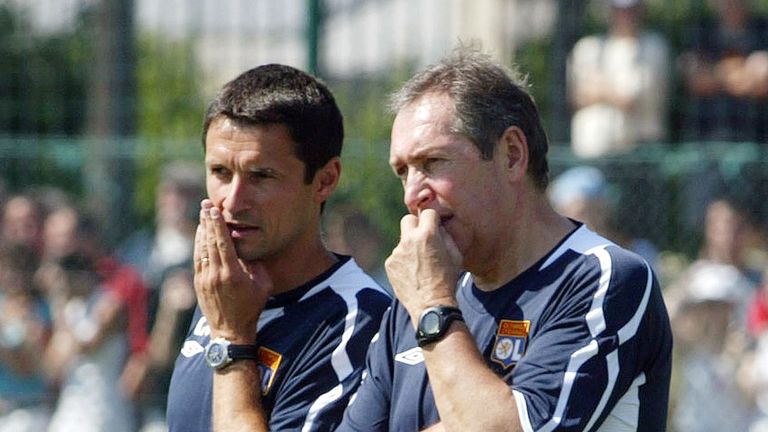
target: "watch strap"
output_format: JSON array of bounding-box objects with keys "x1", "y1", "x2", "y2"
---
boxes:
[{"x1": 227, "y1": 343, "x2": 260, "y2": 361}]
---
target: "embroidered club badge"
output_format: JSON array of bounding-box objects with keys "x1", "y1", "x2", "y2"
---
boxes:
[{"x1": 491, "y1": 320, "x2": 530, "y2": 369}]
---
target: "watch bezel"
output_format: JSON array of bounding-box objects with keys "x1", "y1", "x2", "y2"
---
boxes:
[
  {"x1": 416, "y1": 306, "x2": 464, "y2": 348},
  {"x1": 204, "y1": 337, "x2": 233, "y2": 369}
]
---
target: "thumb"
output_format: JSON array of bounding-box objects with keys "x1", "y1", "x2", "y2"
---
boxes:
[{"x1": 439, "y1": 226, "x2": 463, "y2": 268}]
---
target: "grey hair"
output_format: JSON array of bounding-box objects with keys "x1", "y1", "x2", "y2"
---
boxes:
[{"x1": 389, "y1": 45, "x2": 550, "y2": 190}]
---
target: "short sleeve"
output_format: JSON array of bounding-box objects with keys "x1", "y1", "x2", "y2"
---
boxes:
[{"x1": 336, "y1": 306, "x2": 395, "y2": 432}]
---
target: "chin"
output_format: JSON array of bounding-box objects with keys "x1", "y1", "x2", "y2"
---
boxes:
[{"x1": 233, "y1": 242, "x2": 266, "y2": 262}]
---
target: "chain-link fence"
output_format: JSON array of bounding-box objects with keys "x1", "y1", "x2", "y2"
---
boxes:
[{"x1": 2, "y1": 0, "x2": 768, "y2": 430}]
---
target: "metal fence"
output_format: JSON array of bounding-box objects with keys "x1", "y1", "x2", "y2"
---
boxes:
[
  {"x1": 3, "y1": 1, "x2": 768, "y2": 431},
  {"x1": 1, "y1": 0, "x2": 767, "y2": 255}
]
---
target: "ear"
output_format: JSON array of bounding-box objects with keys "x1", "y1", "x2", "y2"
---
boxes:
[
  {"x1": 499, "y1": 126, "x2": 529, "y2": 183},
  {"x1": 313, "y1": 157, "x2": 342, "y2": 204}
]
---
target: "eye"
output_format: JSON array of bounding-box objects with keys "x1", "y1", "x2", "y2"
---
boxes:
[
  {"x1": 392, "y1": 164, "x2": 407, "y2": 181},
  {"x1": 209, "y1": 165, "x2": 231, "y2": 179},
  {"x1": 422, "y1": 158, "x2": 441, "y2": 173},
  {"x1": 249, "y1": 170, "x2": 275, "y2": 181}
]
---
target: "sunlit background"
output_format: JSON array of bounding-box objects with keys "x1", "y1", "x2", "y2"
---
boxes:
[{"x1": 2, "y1": 0, "x2": 768, "y2": 430}]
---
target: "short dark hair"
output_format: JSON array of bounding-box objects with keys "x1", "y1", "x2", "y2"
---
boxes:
[
  {"x1": 202, "y1": 64, "x2": 344, "y2": 184},
  {"x1": 389, "y1": 46, "x2": 550, "y2": 190}
]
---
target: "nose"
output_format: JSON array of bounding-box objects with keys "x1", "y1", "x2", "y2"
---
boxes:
[
  {"x1": 219, "y1": 175, "x2": 251, "y2": 216},
  {"x1": 403, "y1": 169, "x2": 434, "y2": 214}
]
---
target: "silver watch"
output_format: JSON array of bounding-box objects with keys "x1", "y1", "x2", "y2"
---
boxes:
[{"x1": 203, "y1": 337, "x2": 260, "y2": 370}]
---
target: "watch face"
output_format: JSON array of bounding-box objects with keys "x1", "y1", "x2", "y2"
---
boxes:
[
  {"x1": 422, "y1": 311, "x2": 441, "y2": 335},
  {"x1": 205, "y1": 340, "x2": 229, "y2": 368},
  {"x1": 208, "y1": 343, "x2": 225, "y2": 363}
]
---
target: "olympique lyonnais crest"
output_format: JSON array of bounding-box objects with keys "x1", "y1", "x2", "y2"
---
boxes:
[
  {"x1": 491, "y1": 320, "x2": 531, "y2": 369},
  {"x1": 257, "y1": 347, "x2": 283, "y2": 395}
]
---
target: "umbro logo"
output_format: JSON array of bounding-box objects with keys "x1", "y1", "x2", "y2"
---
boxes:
[
  {"x1": 394, "y1": 347, "x2": 424, "y2": 365},
  {"x1": 181, "y1": 340, "x2": 204, "y2": 357}
]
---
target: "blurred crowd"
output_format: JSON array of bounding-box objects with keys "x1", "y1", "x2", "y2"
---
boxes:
[
  {"x1": 564, "y1": 1, "x2": 768, "y2": 426},
  {"x1": 549, "y1": 164, "x2": 768, "y2": 432},
  {"x1": 0, "y1": 162, "x2": 203, "y2": 432},
  {"x1": 3, "y1": 168, "x2": 767, "y2": 431},
  {"x1": 1, "y1": 0, "x2": 768, "y2": 430},
  {"x1": 566, "y1": 1, "x2": 768, "y2": 426},
  {"x1": 567, "y1": 0, "x2": 768, "y2": 158}
]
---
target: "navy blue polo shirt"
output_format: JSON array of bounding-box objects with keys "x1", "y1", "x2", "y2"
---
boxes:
[
  {"x1": 339, "y1": 225, "x2": 672, "y2": 431},
  {"x1": 167, "y1": 256, "x2": 391, "y2": 431}
]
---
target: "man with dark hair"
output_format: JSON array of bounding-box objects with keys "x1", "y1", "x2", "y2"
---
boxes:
[
  {"x1": 166, "y1": 64, "x2": 390, "y2": 431},
  {"x1": 338, "y1": 47, "x2": 672, "y2": 431}
]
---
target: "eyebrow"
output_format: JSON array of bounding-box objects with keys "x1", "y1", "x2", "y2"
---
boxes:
[
  {"x1": 390, "y1": 140, "x2": 451, "y2": 165},
  {"x1": 249, "y1": 167, "x2": 280, "y2": 177},
  {"x1": 204, "y1": 159, "x2": 282, "y2": 177}
]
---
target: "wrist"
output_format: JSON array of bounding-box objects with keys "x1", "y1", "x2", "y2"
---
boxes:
[
  {"x1": 208, "y1": 321, "x2": 259, "y2": 345},
  {"x1": 408, "y1": 297, "x2": 459, "y2": 325},
  {"x1": 209, "y1": 331, "x2": 257, "y2": 345}
]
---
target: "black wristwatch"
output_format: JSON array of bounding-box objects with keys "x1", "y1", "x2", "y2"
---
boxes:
[
  {"x1": 204, "y1": 337, "x2": 260, "y2": 370},
  {"x1": 416, "y1": 306, "x2": 464, "y2": 348}
]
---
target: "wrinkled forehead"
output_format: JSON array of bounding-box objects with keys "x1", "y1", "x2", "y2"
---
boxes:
[{"x1": 390, "y1": 95, "x2": 456, "y2": 151}]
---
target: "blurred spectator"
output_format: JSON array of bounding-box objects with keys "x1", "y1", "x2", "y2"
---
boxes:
[
  {"x1": 0, "y1": 243, "x2": 52, "y2": 432},
  {"x1": 568, "y1": 0, "x2": 670, "y2": 158},
  {"x1": 745, "y1": 271, "x2": 768, "y2": 432},
  {"x1": 664, "y1": 197, "x2": 760, "y2": 341},
  {"x1": 117, "y1": 161, "x2": 203, "y2": 292},
  {"x1": 664, "y1": 194, "x2": 768, "y2": 430},
  {"x1": 132, "y1": 265, "x2": 196, "y2": 432},
  {"x1": 37, "y1": 205, "x2": 149, "y2": 428},
  {"x1": 699, "y1": 197, "x2": 762, "y2": 285},
  {"x1": 748, "y1": 279, "x2": 768, "y2": 432},
  {"x1": 40, "y1": 203, "x2": 80, "y2": 263},
  {"x1": 748, "y1": 273, "x2": 768, "y2": 338},
  {"x1": 38, "y1": 205, "x2": 148, "y2": 361},
  {"x1": 1, "y1": 194, "x2": 44, "y2": 256},
  {"x1": 679, "y1": 0, "x2": 768, "y2": 143},
  {"x1": 324, "y1": 203, "x2": 391, "y2": 292},
  {"x1": 116, "y1": 161, "x2": 202, "y2": 431},
  {"x1": 44, "y1": 253, "x2": 135, "y2": 432},
  {"x1": 548, "y1": 165, "x2": 659, "y2": 266},
  {"x1": 668, "y1": 261, "x2": 757, "y2": 431}
]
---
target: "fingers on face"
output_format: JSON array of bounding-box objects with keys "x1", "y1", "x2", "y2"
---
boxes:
[
  {"x1": 400, "y1": 209, "x2": 439, "y2": 237},
  {"x1": 400, "y1": 213, "x2": 418, "y2": 233},
  {"x1": 209, "y1": 207, "x2": 235, "y2": 266},
  {"x1": 194, "y1": 222, "x2": 205, "y2": 272},
  {"x1": 419, "y1": 209, "x2": 440, "y2": 229},
  {"x1": 203, "y1": 207, "x2": 222, "y2": 268}
]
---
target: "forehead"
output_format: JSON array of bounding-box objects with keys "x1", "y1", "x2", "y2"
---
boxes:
[
  {"x1": 390, "y1": 93, "x2": 477, "y2": 165},
  {"x1": 205, "y1": 117, "x2": 298, "y2": 161},
  {"x1": 4, "y1": 197, "x2": 37, "y2": 219}
]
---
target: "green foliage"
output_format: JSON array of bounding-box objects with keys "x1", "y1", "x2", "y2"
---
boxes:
[
  {"x1": 132, "y1": 34, "x2": 206, "y2": 227},
  {"x1": 0, "y1": 3, "x2": 93, "y2": 193},
  {"x1": 0, "y1": 2, "x2": 205, "y2": 228},
  {"x1": 328, "y1": 70, "x2": 412, "y2": 250},
  {"x1": 0, "y1": 3, "x2": 92, "y2": 135},
  {"x1": 514, "y1": 38, "x2": 553, "y2": 130},
  {"x1": 136, "y1": 35, "x2": 204, "y2": 141}
]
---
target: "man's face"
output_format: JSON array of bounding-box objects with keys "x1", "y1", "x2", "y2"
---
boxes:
[
  {"x1": 389, "y1": 93, "x2": 506, "y2": 266},
  {"x1": 204, "y1": 117, "x2": 320, "y2": 262},
  {"x1": 43, "y1": 208, "x2": 78, "y2": 260},
  {"x1": 2, "y1": 197, "x2": 41, "y2": 247},
  {"x1": 705, "y1": 200, "x2": 744, "y2": 261}
]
